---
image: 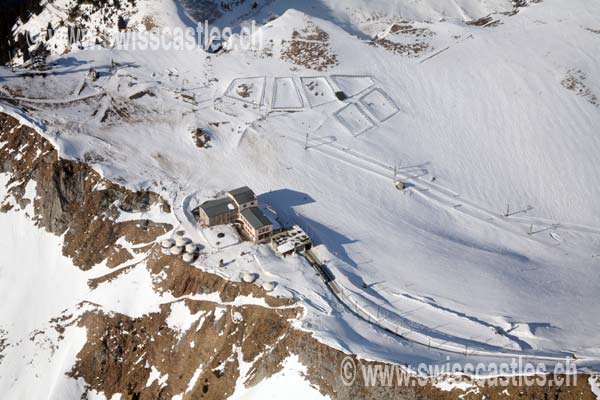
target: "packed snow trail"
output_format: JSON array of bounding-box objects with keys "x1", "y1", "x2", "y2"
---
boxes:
[
  {"x1": 284, "y1": 131, "x2": 555, "y2": 248},
  {"x1": 0, "y1": 90, "x2": 104, "y2": 105},
  {"x1": 305, "y1": 250, "x2": 585, "y2": 363},
  {"x1": 280, "y1": 127, "x2": 600, "y2": 249}
]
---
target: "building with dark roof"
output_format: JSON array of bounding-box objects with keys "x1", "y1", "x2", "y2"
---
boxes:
[
  {"x1": 240, "y1": 207, "x2": 273, "y2": 243},
  {"x1": 196, "y1": 197, "x2": 238, "y2": 226},
  {"x1": 194, "y1": 187, "x2": 273, "y2": 243},
  {"x1": 227, "y1": 186, "x2": 257, "y2": 210}
]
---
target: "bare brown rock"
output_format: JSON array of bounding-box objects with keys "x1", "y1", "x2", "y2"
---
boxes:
[
  {"x1": 281, "y1": 21, "x2": 338, "y2": 71},
  {"x1": 371, "y1": 23, "x2": 434, "y2": 57},
  {"x1": 147, "y1": 248, "x2": 295, "y2": 308},
  {"x1": 0, "y1": 113, "x2": 172, "y2": 270}
]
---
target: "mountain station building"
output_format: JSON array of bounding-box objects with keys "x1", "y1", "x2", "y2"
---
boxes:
[{"x1": 195, "y1": 187, "x2": 274, "y2": 243}]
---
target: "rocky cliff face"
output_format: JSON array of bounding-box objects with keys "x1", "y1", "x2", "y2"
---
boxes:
[
  {"x1": 0, "y1": 112, "x2": 171, "y2": 270},
  {"x1": 0, "y1": 111, "x2": 597, "y2": 399}
]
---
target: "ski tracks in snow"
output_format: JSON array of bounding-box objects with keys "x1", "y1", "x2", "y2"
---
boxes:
[{"x1": 285, "y1": 131, "x2": 600, "y2": 249}]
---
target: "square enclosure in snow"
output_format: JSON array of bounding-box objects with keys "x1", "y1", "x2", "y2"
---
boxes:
[
  {"x1": 359, "y1": 88, "x2": 399, "y2": 122},
  {"x1": 225, "y1": 77, "x2": 266, "y2": 105},
  {"x1": 334, "y1": 103, "x2": 375, "y2": 136},
  {"x1": 271, "y1": 77, "x2": 304, "y2": 109},
  {"x1": 300, "y1": 76, "x2": 338, "y2": 107}
]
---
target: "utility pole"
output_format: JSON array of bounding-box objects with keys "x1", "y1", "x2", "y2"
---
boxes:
[
  {"x1": 8, "y1": 50, "x2": 14, "y2": 72},
  {"x1": 505, "y1": 204, "x2": 510, "y2": 217},
  {"x1": 304, "y1": 132, "x2": 309, "y2": 150},
  {"x1": 394, "y1": 165, "x2": 406, "y2": 190}
]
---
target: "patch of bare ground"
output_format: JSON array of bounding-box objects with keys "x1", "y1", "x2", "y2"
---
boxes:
[
  {"x1": 88, "y1": 264, "x2": 137, "y2": 289},
  {"x1": 236, "y1": 83, "x2": 252, "y2": 98},
  {"x1": 192, "y1": 128, "x2": 212, "y2": 149},
  {"x1": 466, "y1": 16, "x2": 503, "y2": 27},
  {"x1": 562, "y1": 69, "x2": 599, "y2": 107},
  {"x1": 372, "y1": 38, "x2": 430, "y2": 57},
  {"x1": 142, "y1": 15, "x2": 158, "y2": 31},
  {"x1": 105, "y1": 244, "x2": 135, "y2": 268},
  {"x1": 388, "y1": 23, "x2": 434, "y2": 38},
  {"x1": 466, "y1": 1, "x2": 544, "y2": 28},
  {"x1": 281, "y1": 21, "x2": 338, "y2": 71},
  {"x1": 0, "y1": 113, "x2": 172, "y2": 270},
  {"x1": 514, "y1": 0, "x2": 544, "y2": 7},
  {"x1": 0, "y1": 329, "x2": 7, "y2": 363},
  {"x1": 371, "y1": 23, "x2": 434, "y2": 57},
  {"x1": 128, "y1": 89, "x2": 156, "y2": 100},
  {"x1": 147, "y1": 247, "x2": 294, "y2": 307}
]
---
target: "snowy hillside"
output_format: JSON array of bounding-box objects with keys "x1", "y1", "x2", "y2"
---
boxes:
[
  {"x1": 9, "y1": 0, "x2": 193, "y2": 64},
  {"x1": 1, "y1": 0, "x2": 600, "y2": 398},
  {"x1": 9, "y1": 0, "x2": 529, "y2": 64},
  {"x1": 181, "y1": 0, "x2": 519, "y2": 37}
]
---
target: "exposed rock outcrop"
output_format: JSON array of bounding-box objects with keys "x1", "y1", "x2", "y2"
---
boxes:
[{"x1": 0, "y1": 113, "x2": 171, "y2": 270}]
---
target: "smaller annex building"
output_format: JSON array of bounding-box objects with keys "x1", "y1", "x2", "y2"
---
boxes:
[
  {"x1": 271, "y1": 225, "x2": 312, "y2": 258},
  {"x1": 195, "y1": 187, "x2": 273, "y2": 243}
]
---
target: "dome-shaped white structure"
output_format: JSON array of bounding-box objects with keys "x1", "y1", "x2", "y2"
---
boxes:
[
  {"x1": 185, "y1": 243, "x2": 198, "y2": 253},
  {"x1": 170, "y1": 246, "x2": 184, "y2": 255},
  {"x1": 160, "y1": 247, "x2": 171, "y2": 255},
  {"x1": 183, "y1": 252, "x2": 196, "y2": 263},
  {"x1": 161, "y1": 239, "x2": 175, "y2": 248},
  {"x1": 242, "y1": 272, "x2": 257, "y2": 283},
  {"x1": 175, "y1": 237, "x2": 191, "y2": 247},
  {"x1": 262, "y1": 282, "x2": 275, "y2": 292}
]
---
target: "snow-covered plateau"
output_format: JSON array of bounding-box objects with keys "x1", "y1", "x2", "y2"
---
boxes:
[{"x1": 1, "y1": 0, "x2": 600, "y2": 398}]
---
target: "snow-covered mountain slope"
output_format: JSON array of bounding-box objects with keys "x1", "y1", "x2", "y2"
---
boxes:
[
  {"x1": 182, "y1": 0, "x2": 520, "y2": 37},
  {"x1": 2, "y1": 0, "x2": 600, "y2": 398},
  {"x1": 9, "y1": 0, "x2": 194, "y2": 64},
  {"x1": 10, "y1": 0, "x2": 529, "y2": 64}
]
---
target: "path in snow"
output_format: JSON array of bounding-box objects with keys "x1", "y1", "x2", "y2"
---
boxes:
[
  {"x1": 305, "y1": 249, "x2": 584, "y2": 362},
  {"x1": 283, "y1": 126, "x2": 600, "y2": 246}
]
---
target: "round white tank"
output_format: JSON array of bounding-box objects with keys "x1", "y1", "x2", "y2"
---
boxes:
[
  {"x1": 175, "y1": 237, "x2": 190, "y2": 247},
  {"x1": 161, "y1": 239, "x2": 175, "y2": 248},
  {"x1": 185, "y1": 243, "x2": 198, "y2": 253},
  {"x1": 262, "y1": 282, "x2": 275, "y2": 292},
  {"x1": 242, "y1": 272, "x2": 257, "y2": 283},
  {"x1": 170, "y1": 246, "x2": 184, "y2": 255},
  {"x1": 183, "y1": 252, "x2": 196, "y2": 263},
  {"x1": 160, "y1": 247, "x2": 171, "y2": 255}
]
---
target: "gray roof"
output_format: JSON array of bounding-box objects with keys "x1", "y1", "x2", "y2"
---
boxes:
[
  {"x1": 228, "y1": 186, "x2": 256, "y2": 205},
  {"x1": 241, "y1": 207, "x2": 272, "y2": 230},
  {"x1": 199, "y1": 197, "x2": 237, "y2": 218}
]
